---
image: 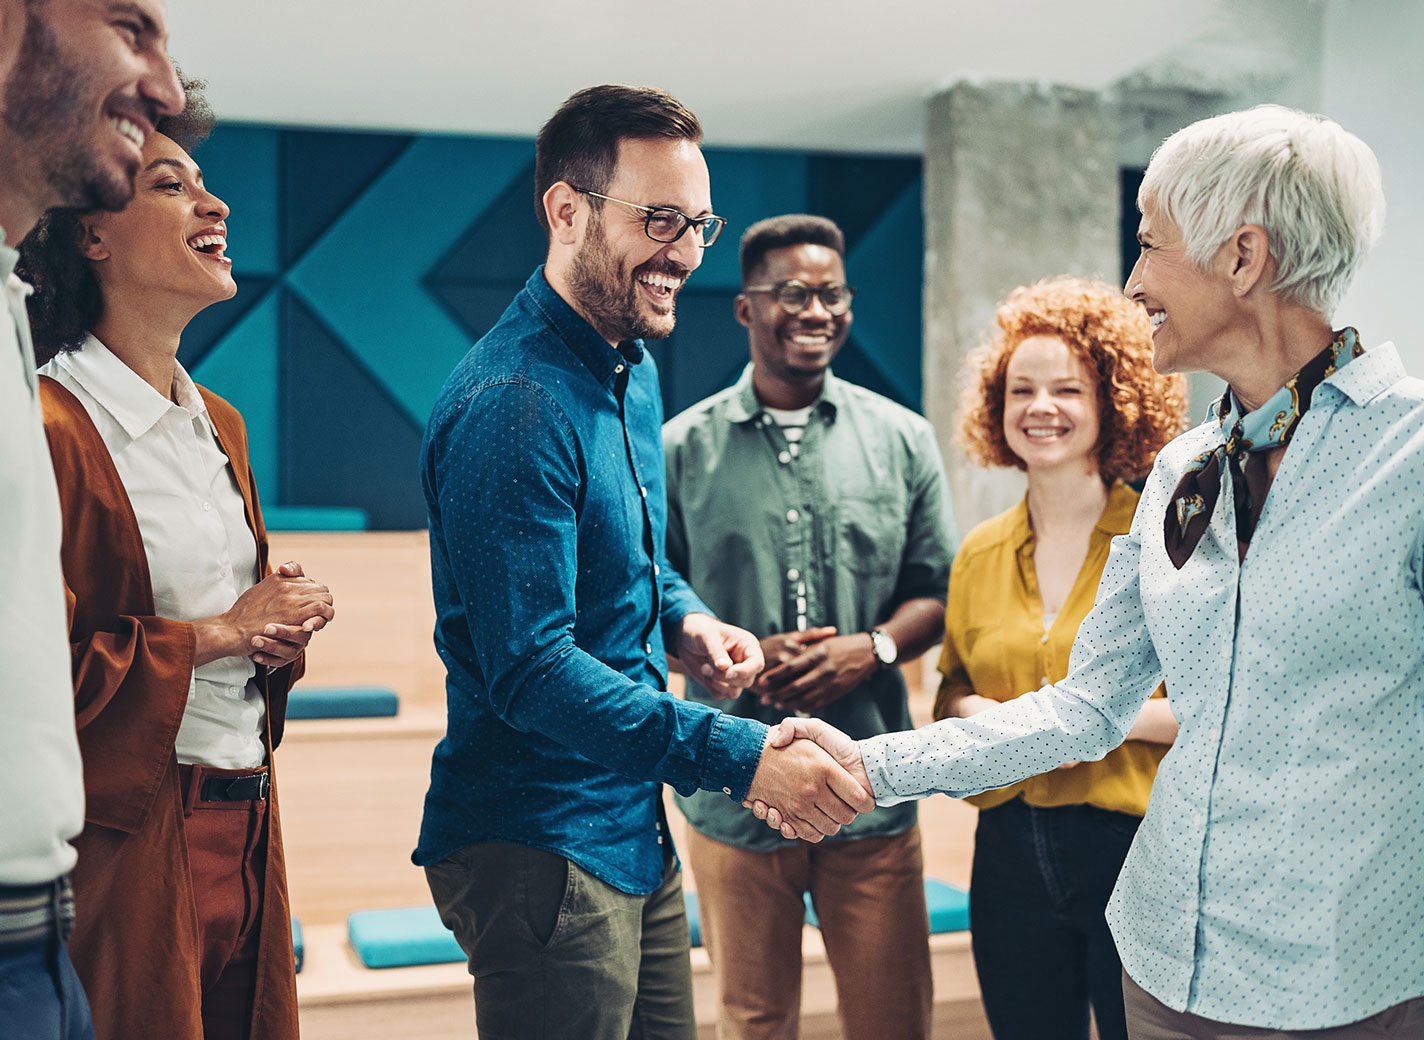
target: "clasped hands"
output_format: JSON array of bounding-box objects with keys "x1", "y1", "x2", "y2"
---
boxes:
[{"x1": 192, "y1": 561, "x2": 335, "y2": 669}]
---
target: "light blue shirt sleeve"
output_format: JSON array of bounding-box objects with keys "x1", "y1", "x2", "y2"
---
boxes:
[{"x1": 861, "y1": 513, "x2": 1163, "y2": 805}]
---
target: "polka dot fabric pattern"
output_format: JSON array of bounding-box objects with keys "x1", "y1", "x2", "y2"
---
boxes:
[{"x1": 861, "y1": 343, "x2": 1424, "y2": 1030}]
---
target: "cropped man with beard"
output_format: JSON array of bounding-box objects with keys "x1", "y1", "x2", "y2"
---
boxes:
[
  {"x1": 0, "y1": 2, "x2": 182, "y2": 1037},
  {"x1": 414, "y1": 85, "x2": 874, "y2": 1040}
]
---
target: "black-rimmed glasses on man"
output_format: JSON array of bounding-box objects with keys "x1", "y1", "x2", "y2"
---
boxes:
[
  {"x1": 572, "y1": 187, "x2": 727, "y2": 247},
  {"x1": 743, "y1": 280, "x2": 856, "y2": 315}
]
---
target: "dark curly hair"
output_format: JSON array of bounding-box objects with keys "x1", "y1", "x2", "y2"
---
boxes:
[
  {"x1": 958, "y1": 275, "x2": 1189, "y2": 482},
  {"x1": 17, "y1": 70, "x2": 214, "y2": 364}
]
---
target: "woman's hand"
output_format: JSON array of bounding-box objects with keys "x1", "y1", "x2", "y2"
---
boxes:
[{"x1": 192, "y1": 561, "x2": 334, "y2": 667}]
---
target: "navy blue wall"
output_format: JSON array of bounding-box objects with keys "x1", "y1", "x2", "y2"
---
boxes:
[{"x1": 181, "y1": 125, "x2": 924, "y2": 529}]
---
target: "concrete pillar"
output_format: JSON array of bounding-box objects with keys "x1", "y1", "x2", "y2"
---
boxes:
[{"x1": 922, "y1": 82, "x2": 1120, "y2": 538}]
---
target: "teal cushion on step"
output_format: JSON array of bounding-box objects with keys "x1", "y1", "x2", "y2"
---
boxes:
[
  {"x1": 685, "y1": 891, "x2": 702, "y2": 947},
  {"x1": 924, "y1": 878, "x2": 970, "y2": 933},
  {"x1": 803, "y1": 878, "x2": 969, "y2": 934},
  {"x1": 347, "y1": 906, "x2": 464, "y2": 969},
  {"x1": 261, "y1": 506, "x2": 369, "y2": 531},
  {"x1": 286, "y1": 685, "x2": 398, "y2": 720}
]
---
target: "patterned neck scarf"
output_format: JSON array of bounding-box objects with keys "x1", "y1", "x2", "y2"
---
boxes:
[{"x1": 1164, "y1": 327, "x2": 1364, "y2": 569}]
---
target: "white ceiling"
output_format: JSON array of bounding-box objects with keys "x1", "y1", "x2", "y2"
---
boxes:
[{"x1": 164, "y1": 0, "x2": 1306, "y2": 154}]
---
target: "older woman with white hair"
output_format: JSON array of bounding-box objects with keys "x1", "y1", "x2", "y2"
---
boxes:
[{"x1": 759, "y1": 104, "x2": 1424, "y2": 1038}]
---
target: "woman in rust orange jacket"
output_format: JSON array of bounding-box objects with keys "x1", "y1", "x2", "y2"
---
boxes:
[{"x1": 19, "y1": 81, "x2": 331, "y2": 1040}]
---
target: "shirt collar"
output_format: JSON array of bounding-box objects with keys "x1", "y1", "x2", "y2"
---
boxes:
[
  {"x1": 1321, "y1": 340, "x2": 1404, "y2": 405},
  {"x1": 725, "y1": 363, "x2": 843, "y2": 424},
  {"x1": 52, "y1": 334, "x2": 208, "y2": 440},
  {"x1": 523, "y1": 265, "x2": 644, "y2": 388}
]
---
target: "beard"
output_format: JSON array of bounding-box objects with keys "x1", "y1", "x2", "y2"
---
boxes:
[
  {"x1": 2, "y1": 11, "x2": 138, "y2": 213},
  {"x1": 567, "y1": 213, "x2": 683, "y2": 343}
]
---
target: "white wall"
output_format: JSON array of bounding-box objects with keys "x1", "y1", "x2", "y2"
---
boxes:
[{"x1": 1322, "y1": 0, "x2": 1424, "y2": 375}]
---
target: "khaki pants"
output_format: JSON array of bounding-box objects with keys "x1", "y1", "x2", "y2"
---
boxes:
[
  {"x1": 1124, "y1": 971, "x2": 1424, "y2": 1039},
  {"x1": 687, "y1": 824, "x2": 933, "y2": 1040},
  {"x1": 426, "y1": 841, "x2": 695, "y2": 1040}
]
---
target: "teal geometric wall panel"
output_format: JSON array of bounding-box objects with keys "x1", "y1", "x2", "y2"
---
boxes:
[
  {"x1": 190, "y1": 290, "x2": 281, "y2": 507},
  {"x1": 284, "y1": 136, "x2": 534, "y2": 427},
  {"x1": 842, "y1": 175, "x2": 925, "y2": 406},
  {"x1": 187, "y1": 124, "x2": 924, "y2": 529},
  {"x1": 281, "y1": 293, "x2": 426, "y2": 529},
  {"x1": 195, "y1": 127, "x2": 280, "y2": 276}
]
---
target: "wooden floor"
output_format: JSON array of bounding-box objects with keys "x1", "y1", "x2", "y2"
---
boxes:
[{"x1": 269, "y1": 531, "x2": 991, "y2": 1039}]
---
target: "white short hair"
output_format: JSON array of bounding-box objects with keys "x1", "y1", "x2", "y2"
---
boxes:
[{"x1": 1138, "y1": 104, "x2": 1384, "y2": 317}]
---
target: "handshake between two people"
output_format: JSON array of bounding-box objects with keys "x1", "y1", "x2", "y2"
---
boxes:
[
  {"x1": 743, "y1": 718, "x2": 874, "y2": 842},
  {"x1": 671, "y1": 613, "x2": 876, "y2": 842}
]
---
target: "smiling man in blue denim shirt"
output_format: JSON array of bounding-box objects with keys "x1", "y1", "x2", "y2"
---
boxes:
[{"x1": 414, "y1": 85, "x2": 874, "y2": 1040}]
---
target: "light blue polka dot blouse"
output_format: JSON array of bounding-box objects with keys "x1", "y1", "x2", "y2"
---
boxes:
[{"x1": 862, "y1": 343, "x2": 1424, "y2": 1030}]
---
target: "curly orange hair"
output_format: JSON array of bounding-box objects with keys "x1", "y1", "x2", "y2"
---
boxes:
[{"x1": 958, "y1": 276, "x2": 1188, "y2": 481}]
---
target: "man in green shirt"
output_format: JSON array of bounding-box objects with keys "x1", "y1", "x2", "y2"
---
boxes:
[{"x1": 663, "y1": 214, "x2": 957, "y2": 1039}]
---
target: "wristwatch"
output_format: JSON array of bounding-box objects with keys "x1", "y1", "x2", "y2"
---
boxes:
[{"x1": 869, "y1": 628, "x2": 898, "y2": 668}]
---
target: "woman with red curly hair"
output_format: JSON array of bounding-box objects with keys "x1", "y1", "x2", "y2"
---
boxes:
[{"x1": 936, "y1": 275, "x2": 1186, "y2": 1040}]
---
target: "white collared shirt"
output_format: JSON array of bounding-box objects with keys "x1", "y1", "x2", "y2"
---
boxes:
[
  {"x1": 42, "y1": 337, "x2": 265, "y2": 769},
  {"x1": 0, "y1": 232, "x2": 84, "y2": 884}
]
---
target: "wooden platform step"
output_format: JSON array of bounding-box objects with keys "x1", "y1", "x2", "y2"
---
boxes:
[{"x1": 296, "y1": 920, "x2": 990, "y2": 1040}]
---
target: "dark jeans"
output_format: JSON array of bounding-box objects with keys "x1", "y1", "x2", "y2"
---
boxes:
[
  {"x1": 425, "y1": 841, "x2": 696, "y2": 1040},
  {"x1": 0, "y1": 935, "x2": 94, "y2": 1040},
  {"x1": 970, "y1": 798, "x2": 1140, "y2": 1040}
]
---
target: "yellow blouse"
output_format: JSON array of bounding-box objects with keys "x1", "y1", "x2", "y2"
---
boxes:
[{"x1": 933, "y1": 480, "x2": 1166, "y2": 814}]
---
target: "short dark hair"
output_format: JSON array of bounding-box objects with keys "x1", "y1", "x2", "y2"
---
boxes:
[
  {"x1": 18, "y1": 70, "x2": 212, "y2": 363},
  {"x1": 532, "y1": 84, "x2": 702, "y2": 238},
  {"x1": 739, "y1": 214, "x2": 845, "y2": 285}
]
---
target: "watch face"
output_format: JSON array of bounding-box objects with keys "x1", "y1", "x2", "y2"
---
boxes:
[{"x1": 872, "y1": 630, "x2": 896, "y2": 666}]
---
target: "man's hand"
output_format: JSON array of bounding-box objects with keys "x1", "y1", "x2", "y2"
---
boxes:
[
  {"x1": 742, "y1": 729, "x2": 875, "y2": 842},
  {"x1": 675, "y1": 613, "x2": 764, "y2": 698},
  {"x1": 745, "y1": 717, "x2": 874, "y2": 839},
  {"x1": 752, "y1": 632, "x2": 877, "y2": 713}
]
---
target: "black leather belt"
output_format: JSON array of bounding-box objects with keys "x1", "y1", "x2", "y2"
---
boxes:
[{"x1": 200, "y1": 772, "x2": 270, "y2": 802}]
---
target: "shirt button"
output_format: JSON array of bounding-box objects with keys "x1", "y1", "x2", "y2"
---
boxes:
[
  {"x1": 1219, "y1": 645, "x2": 1231, "y2": 661},
  {"x1": 786, "y1": 509, "x2": 799, "y2": 523},
  {"x1": 645, "y1": 642, "x2": 653, "y2": 655},
  {"x1": 722, "y1": 787, "x2": 733, "y2": 795},
  {"x1": 1193, "y1": 813, "x2": 1206, "y2": 829},
  {"x1": 760, "y1": 415, "x2": 772, "y2": 426},
  {"x1": 657, "y1": 834, "x2": 663, "y2": 844},
  {"x1": 796, "y1": 597, "x2": 807, "y2": 613},
  {"x1": 778, "y1": 450, "x2": 791, "y2": 464},
  {"x1": 653, "y1": 564, "x2": 660, "y2": 576},
  {"x1": 787, "y1": 568, "x2": 799, "y2": 581},
  {"x1": 1039, "y1": 676, "x2": 1049, "y2": 686},
  {"x1": 202, "y1": 501, "x2": 212, "y2": 511},
  {"x1": 639, "y1": 486, "x2": 648, "y2": 498},
  {"x1": 1040, "y1": 632, "x2": 1049, "y2": 644},
  {"x1": 614, "y1": 363, "x2": 625, "y2": 373}
]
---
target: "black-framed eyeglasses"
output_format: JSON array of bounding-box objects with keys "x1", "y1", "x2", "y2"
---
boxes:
[
  {"x1": 743, "y1": 280, "x2": 856, "y2": 315},
  {"x1": 572, "y1": 187, "x2": 727, "y2": 247}
]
